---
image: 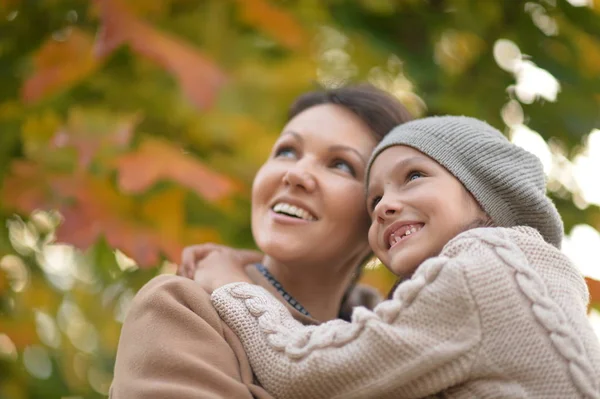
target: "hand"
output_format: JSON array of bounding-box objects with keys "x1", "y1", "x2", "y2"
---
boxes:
[
  {"x1": 193, "y1": 248, "x2": 262, "y2": 293},
  {"x1": 177, "y1": 243, "x2": 232, "y2": 279}
]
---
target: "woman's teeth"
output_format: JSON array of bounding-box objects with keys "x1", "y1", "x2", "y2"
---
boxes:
[
  {"x1": 272, "y1": 202, "x2": 316, "y2": 221},
  {"x1": 389, "y1": 224, "x2": 421, "y2": 247}
]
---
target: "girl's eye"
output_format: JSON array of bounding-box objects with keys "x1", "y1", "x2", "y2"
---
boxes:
[
  {"x1": 407, "y1": 171, "x2": 424, "y2": 182},
  {"x1": 332, "y1": 159, "x2": 356, "y2": 176},
  {"x1": 370, "y1": 196, "x2": 382, "y2": 211},
  {"x1": 275, "y1": 147, "x2": 297, "y2": 159}
]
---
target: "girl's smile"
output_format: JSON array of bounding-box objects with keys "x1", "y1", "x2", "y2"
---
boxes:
[{"x1": 367, "y1": 145, "x2": 487, "y2": 277}]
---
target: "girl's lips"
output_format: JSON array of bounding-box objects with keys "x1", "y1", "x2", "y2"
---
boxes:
[
  {"x1": 384, "y1": 221, "x2": 424, "y2": 249},
  {"x1": 388, "y1": 224, "x2": 423, "y2": 251},
  {"x1": 269, "y1": 209, "x2": 313, "y2": 225}
]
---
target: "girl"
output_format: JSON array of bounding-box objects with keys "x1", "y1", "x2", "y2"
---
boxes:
[
  {"x1": 206, "y1": 116, "x2": 600, "y2": 398},
  {"x1": 109, "y1": 85, "x2": 413, "y2": 399}
]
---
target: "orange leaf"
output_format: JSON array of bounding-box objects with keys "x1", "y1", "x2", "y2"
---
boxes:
[
  {"x1": 1, "y1": 160, "x2": 202, "y2": 266},
  {"x1": 21, "y1": 28, "x2": 100, "y2": 103},
  {"x1": 587, "y1": 277, "x2": 600, "y2": 309},
  {"x1": 115, "y1": 138, "x2": 238, "y2": 201},
  {"x1": 234, "y1": 0, "x2": 307, "y2": 50},
  {"x1": 93, "y1": 0, "x2": 227, "y2": 109},
  {"x1": 54, "y1": 177, "x2": 181, "y2": 267}
]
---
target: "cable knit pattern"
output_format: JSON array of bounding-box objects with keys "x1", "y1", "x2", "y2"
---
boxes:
[
  {"x1": 226, "y1": 256, "x2": 448, "y2": 360},
  {"x1": 459, "y1": 228, "x2": 598, "y2": 397},
  {"x1": 213, "y1": 227, "x2": 600, "y2": 399}
]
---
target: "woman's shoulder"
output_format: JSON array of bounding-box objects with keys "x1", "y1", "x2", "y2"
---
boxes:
[{"x1": 131, "y1": 274, "x2": 222, "y2": 323}]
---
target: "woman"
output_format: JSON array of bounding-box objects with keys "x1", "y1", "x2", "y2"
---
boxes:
[{"x1": 109, "y1": 84, "x2": 413, "y2": 398}]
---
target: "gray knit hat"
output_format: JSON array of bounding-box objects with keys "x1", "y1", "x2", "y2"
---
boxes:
[{"x1": 366, "y1": 115, "x2": 564, "y2": 248}]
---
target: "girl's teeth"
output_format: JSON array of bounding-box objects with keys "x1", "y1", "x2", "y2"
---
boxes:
[{"x1": 389, "y1": 224, "x2": 422, "y2": 247}]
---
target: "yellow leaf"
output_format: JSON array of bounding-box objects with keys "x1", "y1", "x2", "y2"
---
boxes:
[
  {"x1": 140, "y1": 188, "x2": 186, "y2": 239},
  {"x1": 434, "y1": 30, "x2": 485, "y2": 76},
  {"x1": 21, "y1": 110, "x2": 62, "y2": 160},
  {"x1": 574, "y1": 32, "x2": 600, "y2": 78}
]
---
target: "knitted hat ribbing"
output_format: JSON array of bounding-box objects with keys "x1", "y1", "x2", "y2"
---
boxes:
[{"x1": 366, "y1": 116, "x2": 564, "y2": 248}]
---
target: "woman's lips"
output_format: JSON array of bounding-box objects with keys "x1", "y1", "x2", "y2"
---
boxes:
[{"x1": 269, "y1": 209, "x2": 314, "y2": 225}]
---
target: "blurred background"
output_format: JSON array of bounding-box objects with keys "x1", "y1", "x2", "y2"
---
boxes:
[{"x1": 1, "y1": 0, "x2": 600, "y2": 397}]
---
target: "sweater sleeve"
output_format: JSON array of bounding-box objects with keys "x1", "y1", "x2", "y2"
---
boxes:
[
  {"x1": 110, "y1": 275, "x2": 256, "y2": 399},
  {"x1": 211, "y1": 256, "x2": 482, "y2": 399}
]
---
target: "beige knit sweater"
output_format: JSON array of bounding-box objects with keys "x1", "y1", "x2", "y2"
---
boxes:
[{"x1": 212, "y1": 227, "x2": 600, "y2": 399}]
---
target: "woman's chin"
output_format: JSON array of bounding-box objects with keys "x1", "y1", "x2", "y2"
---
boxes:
[{"x1": 257, "y1": 239, "x2": 312, "y2": 264}]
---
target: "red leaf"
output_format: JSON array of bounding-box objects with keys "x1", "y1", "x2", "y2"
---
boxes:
[
  {"x1": 93, "y1": 0, "x2": 227, "y2": 109},
  {"x1": 21, "y1": 28, "x2": 100, "y2": 103},
  {"x1": 114, "y1": 138, "x2": 238, "y2": 201}
]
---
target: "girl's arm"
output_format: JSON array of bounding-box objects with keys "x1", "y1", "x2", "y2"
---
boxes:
[{"x1": 211, "y1": 256, "x2": 482, "y2": 399}]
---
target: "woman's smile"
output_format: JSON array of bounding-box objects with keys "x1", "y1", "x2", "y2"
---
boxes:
[
  {"x1": 251, "y1": 103, "x2": 375, "y2": 265},
  {"x1": 271, "y1": 200, "x2": 318, "y2": 222}
]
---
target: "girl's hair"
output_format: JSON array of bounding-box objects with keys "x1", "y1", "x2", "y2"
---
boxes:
[{"x1": 288, "y1": 84, "x2": 414, "y2": 319}]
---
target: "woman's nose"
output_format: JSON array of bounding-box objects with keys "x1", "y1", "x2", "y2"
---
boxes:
[{"x1": 282, "y1": 165, "x2": 317, "y2": 192}]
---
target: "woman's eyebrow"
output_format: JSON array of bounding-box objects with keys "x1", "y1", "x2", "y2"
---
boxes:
[
  {"x1": 328, "y1": 145, "x2": 367, "y2": 164},
  {"x1": 281, "y1": 130, "x2": 303, "y2": 142}
]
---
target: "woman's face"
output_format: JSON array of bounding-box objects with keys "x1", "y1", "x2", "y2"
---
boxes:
[
  {"x1": 366, "y1": 145, "x2": 486, "y2": 276},
  {"x1": 252, "y1": 104, "x2": 377, "y2": 268}
]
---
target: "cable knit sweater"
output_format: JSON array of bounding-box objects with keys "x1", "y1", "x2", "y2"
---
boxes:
[{"x1": 212, "y1": 227, "x2": 600, "y2": 399}]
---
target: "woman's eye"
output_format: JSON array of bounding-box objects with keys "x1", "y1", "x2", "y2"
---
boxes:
[
  {"x1": 407, "y1": 171, "x2": 424, "y2": 182},
  {"x1": 275, "y1": 147, "x2": 297, "y2": 159},
  {"x1": 332, "y1": 159, "x2": 355, "y2": 176}
]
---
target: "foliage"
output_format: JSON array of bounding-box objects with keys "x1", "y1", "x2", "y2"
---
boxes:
[{"x1": 0, "y1": 0, "x2": 599, "y2": 397}]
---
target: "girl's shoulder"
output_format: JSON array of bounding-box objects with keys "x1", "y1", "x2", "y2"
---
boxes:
[{"x1": 441, "y1": 225, "x2": 553, "y2": 259}]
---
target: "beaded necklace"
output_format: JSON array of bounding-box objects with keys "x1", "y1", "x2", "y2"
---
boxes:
[{"x1": 254, "y1": 263, "x2": 311, "y2": 317}]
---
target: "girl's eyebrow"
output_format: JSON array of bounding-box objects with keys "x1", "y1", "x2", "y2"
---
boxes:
[
  {"x1": 389, "y1": 156, "x2": 429, "y2": 176},
  {"x1": 366, "y1": 155, "x2": 429, "y2": 194}
]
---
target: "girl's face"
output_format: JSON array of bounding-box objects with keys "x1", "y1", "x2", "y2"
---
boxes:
[
  {"x1": 252, "y1": 104, "x2": 377, "y2": 268},
  {"x1": 367, "y1": 145, "x2": 486, "y2": 276}
]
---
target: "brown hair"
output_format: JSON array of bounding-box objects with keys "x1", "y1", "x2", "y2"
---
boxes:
[
  {"x1": 288, "y1": 84, "x2": 414, "y2": 142},
  {"x1": 288, "y1": 84, "x2": 414, "y2": 319}
]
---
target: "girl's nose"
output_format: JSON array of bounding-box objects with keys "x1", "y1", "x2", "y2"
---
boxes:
[{"x1": 374, "y1": 196, "x2": 403, "y2": 224}]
